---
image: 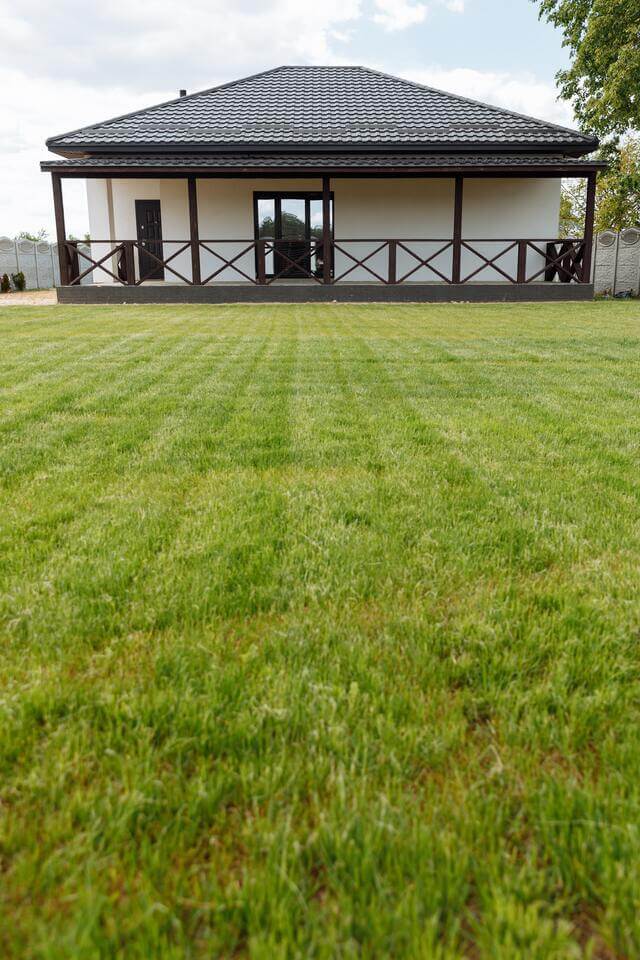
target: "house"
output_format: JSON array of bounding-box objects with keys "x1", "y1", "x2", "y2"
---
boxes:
[{"x1": 41, "y1": 65, "x2": 603, "y2": 303}]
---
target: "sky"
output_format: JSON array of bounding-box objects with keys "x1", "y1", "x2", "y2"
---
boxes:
[{"x1": 0, "y1": 0, "x2": 574, "y2": 238}]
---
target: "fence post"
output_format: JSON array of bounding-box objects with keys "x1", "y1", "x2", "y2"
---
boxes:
[
  {"x1": 517, "y1": 241, "x2": 527, "y2": 283},
  {"x1": 388, "y1": 240, "x2": 397, "y2": 284},
  {"x1": 67, "y1": 241, "x2": 79, "y2": 284},
  {"x1": 257, "y1": 240, "x2": 266, "y2": 284},
  {"x1": 122, "y1": 241, "x2": 136, "y2": 284}
]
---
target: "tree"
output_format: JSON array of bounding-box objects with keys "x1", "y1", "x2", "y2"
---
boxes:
[
  {"x1": 559, "y1": 139, "x2": 640, "y2": 234},
  {"x1": 15, "y1": 229, "x2": 49, "y2": 242},
  {"x1": 559, "y1": 181, "x2": 586, "y2": 237},
  {"x1": 596, "y1": 138, "x2": 640, "y2": 228},
  {"x1": 535, "y1": 0, "x2": 640, "y2": 141}
]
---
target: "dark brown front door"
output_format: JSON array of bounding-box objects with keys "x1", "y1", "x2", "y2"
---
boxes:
[{"x1": 135, "y1": 200, "x2": 164, "y2": 281}]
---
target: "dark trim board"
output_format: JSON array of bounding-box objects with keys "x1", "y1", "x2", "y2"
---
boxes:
[
  {"x1": 48, "y1": 141, "x2": 597, "y2": 156},
  {"x1": 41, "y1": 165, "x2": 604, "y2": 179},
  {"x1": 57, "y1": 283, "x2": 595, "y2": 304}
]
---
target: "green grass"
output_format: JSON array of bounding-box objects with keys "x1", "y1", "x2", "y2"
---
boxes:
[{"x1": 1, "y1": 300, "x2": 640, "y2": 959}]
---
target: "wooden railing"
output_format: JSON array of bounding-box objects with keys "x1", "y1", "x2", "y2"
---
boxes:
[{"x1": 59, "y1": 237, "x2": 589, "y2": 286}]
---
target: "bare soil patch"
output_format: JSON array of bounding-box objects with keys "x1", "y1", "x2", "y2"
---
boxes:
[{"x1": 0, "y1": 289, "x2": 57, "y2": 306}]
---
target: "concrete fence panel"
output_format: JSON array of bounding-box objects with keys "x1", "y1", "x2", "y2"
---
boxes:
[
  {"x1": 592, "y1": 228, "x2": 640, "y2": 295},
  {"x1": 0, "y1": 238, "x2": 93, "y2": 289}
]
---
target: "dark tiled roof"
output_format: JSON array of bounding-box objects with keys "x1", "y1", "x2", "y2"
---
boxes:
[
  {"x1": 47, "y1": 66, "x2": 597, "y2": 154},
  {"x1": 41, "y1": 152, "x2": 602, "y2": 172}
]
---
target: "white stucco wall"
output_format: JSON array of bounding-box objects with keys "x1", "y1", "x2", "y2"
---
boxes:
[
  {"x1": 332, "y1": 179, "x2": 456, "y2": 281},
  {"x1": 86, "y1": 175, "x2": 561, "y2": 284},
  {"x1": 460, "y1": 178, "x2": 562, "y2": 281},
  {"x1": 86, "y1": 179, "x2": 114, "y2": 281}
]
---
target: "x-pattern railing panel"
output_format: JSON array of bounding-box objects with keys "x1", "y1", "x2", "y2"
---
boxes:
[
  {"x1": 396, "y1": 241, "x2": 454, "y2": 284},
  {"x1": 133, "y1": 241, "x2": 193, "y2": 285},
  {"x1": 67, "y1": 242, "x2": 126, "y2": 285},
  {"x1": 460, "y1": 241, "x2": 519, "y2": 284},
  {"x1": 199, "y1": 241, "x2": 259, "y2": 285},
  {"x1": 525, "y1": 239, "x2": 584, "y2": 283},
  {"x1": 332, "y1": 241, "x2": 390, "y2": 284},
  {"x1": 264, "y1": 239, "x2": 324, "y2": 284}
]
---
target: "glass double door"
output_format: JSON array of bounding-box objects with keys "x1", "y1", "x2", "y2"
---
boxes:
[{"x1": 255, "y1": 193, "x2": 333, "y2": 279}]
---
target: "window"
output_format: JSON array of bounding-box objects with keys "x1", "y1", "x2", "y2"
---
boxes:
[{"x1": 253, "y1": 192, "x2": 333, "y2": 278}]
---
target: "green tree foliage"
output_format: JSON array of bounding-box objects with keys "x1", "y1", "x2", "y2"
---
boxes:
[
  {"x1": 596, "y1": 138, "x2": 640, "y2": 228},
  {"x1": 258, "y1": 212, "x2": 308, "y2": 239},
  {"x1": 536, "y1": 0, "x2": 640, "y2": 140},
  {"x1": 560, "y1": 139, "x2": 640, "y2": 234},
  {"x1": 559, "y1": 183, "x2": 586, "y2": 237},
  {"x1": 15, "y1": 229, "x2": 49, "y2": 242}
]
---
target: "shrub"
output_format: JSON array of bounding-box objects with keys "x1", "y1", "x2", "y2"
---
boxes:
[
  {"x1": 11, "y1": 272, "x2": 26, "y2": 292},
  {"x1": 0, "y1": 274, "x2": 10, "y2": 293}
]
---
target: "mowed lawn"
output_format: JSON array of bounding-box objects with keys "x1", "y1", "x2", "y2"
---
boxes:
[{"x1": 1, "y1": 301, "x2": 640, "y2": 959}]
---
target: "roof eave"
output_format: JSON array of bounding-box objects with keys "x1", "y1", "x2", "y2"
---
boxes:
[{"x1": 47, "y1": 139, "x2": 599, "y2": 159}]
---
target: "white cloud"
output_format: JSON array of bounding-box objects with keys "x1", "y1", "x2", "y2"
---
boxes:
[
  {"x1": 0, "y1": 0, "x2": 362, "y2": 90},
  {"x1": 371, "y1": 0, "x2": 464, "y2": 29},
  {"x1": 372, "y1": 0, "x2": 428, "y2": 31}
]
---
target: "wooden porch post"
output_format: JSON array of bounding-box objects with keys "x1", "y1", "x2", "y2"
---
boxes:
[
  {"x1": 322, "y1": 174, "x2": 331, "y2": 284},
  {"x1": 51, "y1": 173, "x2": 69, "y2": 285},
  {"x1": 452, "y1": 174, "x2": 463, "y2": 284},
  {"x1": 581, "y1": 172, "x2": 597, "y2": 283},
  {"x1": 187, "y1": 176, "x2": 201, "y2": 285}
]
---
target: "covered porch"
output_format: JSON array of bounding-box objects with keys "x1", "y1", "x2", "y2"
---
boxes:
[{"x1": 45, "y1": 157, "x2": 600, "y2": 303}]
